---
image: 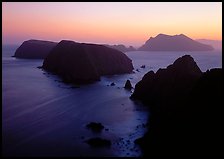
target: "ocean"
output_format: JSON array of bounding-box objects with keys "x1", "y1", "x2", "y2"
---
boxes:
[{"x1": 2, "y1": 46, "x2": 222, "y2": 157}]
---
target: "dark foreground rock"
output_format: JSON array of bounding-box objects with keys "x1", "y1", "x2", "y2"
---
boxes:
[
  {"x1": 110, "y1": 82, "x2": 115, "y2": 86},
  {"x1": 131, "y1": 55, "x2": 222, "y2": 156},
  {"x1": 131, "y1": 55, "x2": 202, "y2": 105},
  {"x1": 85, "y1": 137, "x2": 111, "y2": 148},
  {"x1": 13, "y1": 39, "x2": 57, "y2": 59},
  {"x1": 42, "y1": 40, "x2": 134, "y2": 84},
  {"x1": 86, "y1": 122, "x2": 104, "y2": 132},
  {"x1": 124, "y1": 80, "x2": 132, "y2": 90}
]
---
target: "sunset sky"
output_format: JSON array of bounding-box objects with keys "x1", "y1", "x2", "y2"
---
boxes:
[{"x1": 2, "y1": 2, "x2": 222, "y2": 47}]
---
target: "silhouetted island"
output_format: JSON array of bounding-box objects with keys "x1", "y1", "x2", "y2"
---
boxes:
[
  {"x1": 131, "y1": 55, "x2": 222, "y2": 156},
  {"x1": 86, "y1": 122, "x2": 104, "y2": 133},
  {"x1": 196, "y1": 39, "x2": 222, "y2": 50},
  {"x1": 13, "y1": 40, "x2": 57, "y2": 59},
  {"x1": 104, "y1": 44, "x2": 136, "y2": 52},
  {"x1": 42, "y1": 40, "x2": 134, "y2": 84},
  {"x1": 138, "y1": 34, "x2": 214, "y2": 51}
]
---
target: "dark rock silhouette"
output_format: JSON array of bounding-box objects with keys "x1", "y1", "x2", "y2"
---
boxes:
[
  {"x1": 13, "y1": 40, "x2": 57, "y2": 59},
  {"x1": 110, "y1": 82, "x2": 116, "y2": 86},
  {"x1": 138, "y1": 34, "x2": 214, "y2": 51},
  {"x1": 140, "y1": 65, "x2": 146, "y2": 68},
  {"x1": 86, "y1": 122, "x2": 104, "y2": 132},
  {"x1": 131, "y1": 55, "x2": 202, "y2": 105},
  {"x1": 85, "y1": 137, "x2": 111, "y2": 148},
  {"x1": 124, "y1": 80, "x2": 132, "y2": 90},
  {"x1": 131, "y1": 55, "x2": 222, "y2": 156},
  {"x1": 42, "y1": 40, "x2": 134, "y2": 84},
  {"x1": 104, "y1": 44, "x2": 136, "y2": 52}
]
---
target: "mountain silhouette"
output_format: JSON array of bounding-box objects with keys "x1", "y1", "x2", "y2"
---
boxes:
[{"x1": 138, "y1": 34, "x2": 214, "y2": 51}]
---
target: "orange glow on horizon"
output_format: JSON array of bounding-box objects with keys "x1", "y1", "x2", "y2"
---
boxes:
[{"x1": 2, "y1": 2, "x2": 222, "y2": 47}]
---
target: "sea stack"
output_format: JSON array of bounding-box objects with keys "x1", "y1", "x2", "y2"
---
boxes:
[
  {"x1": 42, "y1": 40, "x2": 134, "y2": 84},
  {"x1": 124, "y1": 80, "x2": 133, "y2": 90}
]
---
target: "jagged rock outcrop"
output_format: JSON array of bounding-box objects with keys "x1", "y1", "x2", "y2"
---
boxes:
[
  {"x1": 131, "y1": 54, "x2": 222, "y2": 156},
  {"x1": 42, "y1": 40, "x2": 134, "y2": 84},
  {"x1": 138, "y1": 34, "x2": 214, "y2": 51},
  {"x1": 134, "y1": 68, "x2": 222, "y2": 156},
  {"x1": 131, "y1": 55, "x2": 202, "y2": 104},
  {"x1": 13, "y1": 40, "x2": 57, "y2": 59}
]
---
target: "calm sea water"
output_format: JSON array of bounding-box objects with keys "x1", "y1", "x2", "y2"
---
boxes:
[{"x1": 2, "y1": 47, "x2": 222, "y2": 157}]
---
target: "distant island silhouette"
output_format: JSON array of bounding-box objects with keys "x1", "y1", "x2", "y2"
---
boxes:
[
  {"x1": 12, "y1": 34, "x2": 217, "y2": 60},
  {"x1": 196, "y1": 39, "x2": 222, "y2": 50},
  {"x1": 13, "y1": 40, "x2": 57, "y2": 59},
  {"x1": 138, "y1": 34, "x2": 214, "y2": 51},
  {"x1": 104, "y1": 44, "x2": 136, "y2": 52},
  {"x1": 12, "y1": 40, "x2": 137, "y2": 59}
]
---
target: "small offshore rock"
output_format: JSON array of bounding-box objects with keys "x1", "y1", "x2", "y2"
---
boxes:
[
  {"x1": 86, "y1": 122, "x2": 104, "y2": 132},
  {"x1": 110, "y1": 82, "x2": 115, "y2": 86},
  {"x1": 141, "y1": 65, "x2": 146, "y2": 68},
  {"x1": 105, "y1": 128, "x2": 109, "y2": 131},
  {"x1": 124, "y1": 79, "x2": 132, "y2": 90}
]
